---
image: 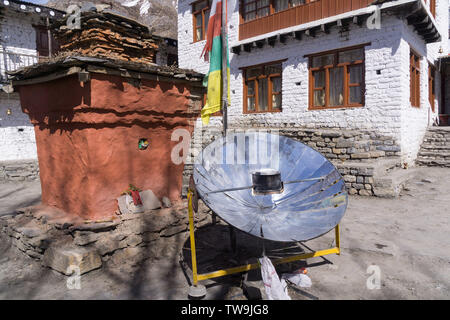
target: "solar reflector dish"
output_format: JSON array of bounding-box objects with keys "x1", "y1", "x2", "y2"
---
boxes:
[{"x1": 193, "y1": 132, "x2": 348, "y2": 242}]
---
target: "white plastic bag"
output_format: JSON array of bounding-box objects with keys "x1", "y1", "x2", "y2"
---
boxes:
[
  {"x1": 282, "y1": 273, "x2": 312, "y2": 288},
  {"x1": 125, "y1": 194, "x2": 144, "y2": 213},
  {"x1": 259, "y1": 256, "x2": 291, "y2": 300}
]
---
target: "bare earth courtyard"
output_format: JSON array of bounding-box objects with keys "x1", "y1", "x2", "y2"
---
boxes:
[{"x1": 0, "y1": 167, "x2": 449, "y2": 300}]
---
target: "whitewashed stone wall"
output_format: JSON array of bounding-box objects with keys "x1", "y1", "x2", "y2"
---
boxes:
[
  {"x1": 0, "y1": 9, "x2": 40, "y2": 80},
  {"x1": 156, "y1": 45, "x2": 178, "y2": 66},
  {"x1": 399, "y1": 0, "x2": 448, "y2": 164},
  {"x1": 0, "y1": 94, "x2": 37, "y2": 161},
  {"x1": 446, "y1": 78, "x2": 450, "y2": 114},
  {"x1": 178, "y1": 0, "x2": 448, "y2": 165}
]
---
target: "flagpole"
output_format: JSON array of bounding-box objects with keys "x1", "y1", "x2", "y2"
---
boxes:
[{"x1": 221, "y1": 0, "x2": 228, "y2": 137}]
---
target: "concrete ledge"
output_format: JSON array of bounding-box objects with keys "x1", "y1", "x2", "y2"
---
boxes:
[{"x1": 373, "y1": 167, "x2": 422, "y2": 198}]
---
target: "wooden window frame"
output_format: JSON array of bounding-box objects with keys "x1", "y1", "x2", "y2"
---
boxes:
[
  {"x1": 430, "y1": 0, "x2": 436, "y2": 18},
  {"x1": 428, "y1": 64, "x2": 435, "y2": 112},
  {"x1": 192, "y1": 0, "x2": 211, "y2": 43},
  {"x1": 410, "y1": 49, "x2": 421, "y2": 108},
  {"x1": 242, "y1": 60, "x2": 285, "y2": 114},
  {"x1": 307, "y1": 44, "x2": 366, "y2": 110}
]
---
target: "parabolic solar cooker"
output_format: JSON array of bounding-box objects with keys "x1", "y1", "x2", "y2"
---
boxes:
[{"x1": 186, "y1": 131, "x2": 348, "y2": 297}]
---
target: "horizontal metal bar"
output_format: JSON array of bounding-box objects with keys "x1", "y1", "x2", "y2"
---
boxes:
[
  {"x1": 205, "y1": 185, "x2": 253, "y2": 195},
  {"x1": 0, "y1": 51, "x2": 39, "y2": 59},
  {"x1": 204, "y1": 176, "x2": 327, "y2": 195},
  {"x1": 196, "y1": 247, "x2": 340, "y2": 281},
  {"x1": 284, "y1": 176, "x2": 327, "y2": 184}
]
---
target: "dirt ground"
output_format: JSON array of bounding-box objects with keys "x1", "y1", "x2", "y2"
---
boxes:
[{"x1": 0, "y1": 167, "x2": 449, "y2": 300}]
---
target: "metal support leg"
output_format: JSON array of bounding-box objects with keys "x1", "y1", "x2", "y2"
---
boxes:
[
  {"x1": 187, "y1": 191, "x2": 206, "y2": 298},
  {"x1": 335, "y1": 224, "x2": 340, "y2": 255},
  {"x1": 188, "y1": 192, "x2": 198, "y2": 285},
  {"x1": 188, "y1": 196, "x2": 342, "y2": 288},
  {"x1": 260, "y1": 226, "x2": 266, "y2": 257}
]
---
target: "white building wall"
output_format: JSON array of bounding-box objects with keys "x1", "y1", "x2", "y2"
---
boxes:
[
  {"x1": 0, "y1": 9, "x2": 40, "y2": 162},
  {"x1": 399, "y1": 0, "x2": 448, "y2": 164},
  {"x1": 0, "y1": 9, "x2": 40, "y2": 79}
]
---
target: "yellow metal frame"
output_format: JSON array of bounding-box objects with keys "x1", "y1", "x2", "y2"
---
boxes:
[{"x1": 187, "y1": 191, "x2": 341, "y2": 286}]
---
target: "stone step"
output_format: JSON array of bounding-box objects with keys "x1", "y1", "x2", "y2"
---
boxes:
[
  {"x1": 420, "y1": 144, "x2": 450, "y2": 150},
  {"x1": 423, "y1": 129, "x2": 450, "y2": 135},
  {"x1": 416, "y1": 158, "x2": 450, "y2": 167},
  {"x1": 333, "y1": 157, "x2": 400, "y2": 176},
  {"x1": 372, "y1": 167, "x2": 422, "y2": 198},
  {"x1": 427, "y1": 126, "x2": 450, "y2": 133},
  {"x1": 423, "y1": 138, "x2": 450, "y2": 143},
  {"x1": 416, "y1": 127, "x2": 450, "y2": 168},
  {"x1": 418, "y1": 151, "x2": 450, "y2": 158}
]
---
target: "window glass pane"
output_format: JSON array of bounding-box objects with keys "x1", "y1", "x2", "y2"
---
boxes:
[
  {"x1": 415, "y1": 71, "x2": 420, "y2": 105},
  {"x1": 194, "y1": 0, "x2": 207, "y2": 11},
  {"x1": 258, "y1": 78, "x2": 268, "y2": 111},
  {"x1": 257, "y1": 7, "x2": 269, "y2": 17},
  {"x1": 350, "y1": 86, "x2": 362, "y2": 104},
  {"x1": 314, "y1": 90, "x2": 325, "y2": 107},
  {"x1": 257, "y1": 0, "x2": 270, "y2": 17},
  {"x1": 349, "y1": 65, "x2": 362, "y2": 84},
  {"x1": 196, "y1": 28, "x2": 202, "y2": 41},
  {"x1": 329, "y1": 67, "x2": 344, "y2": 106},
  {"x1": 195, "y1": 13, "x2": 202, "y2": 27},
  {"x1": 248, "y1": 97, "x2": 256, "y2": 111},
  {"x1": 246, "y1": 67, "x2": 262, "y2": 79},
  {"x1": 258, "y1": 0, "x2": 269, "y2": 9},
  {"x1": 247, "y1": 81, "x2": 255, "y2": 96},
  {"x1": 245, "y1": 11, "x2": 256, "y2": 20},
  {"x1": 245, "y1": 2, "x2": 256, "y2": 12},
  {"x1": 339, "y1": 48, "x2": 364, "y2": 63},
  {"x1": 312, "y1": 54, "x2": 334, "y2": 68},
  {"x1": 290, "y1": 0, "x2": 305, "y2": 7},
  {"x1": 266, "y1": 64, "x2": 282, "y2": 75},
  {"x1": 271, "y1": 77, "x2": 281, "y2": 93},
  {"x1": 247, "y1": 80, "x2": 256, "y2": 111},
  {"x1": 273, "y1": 94, "x2": 281, "y2": 110},
  {"x1": 313, "y1": 70, "x2": 325, "y2": 87},
  {"x1": 205, "y1": 9, "x2": 210, "y2": 31},
  {"x1": 195, "y1": 28, "x2": 203, "y2": 40},
  {"x1": 274, "y1": 0, "x2": 289, "y2": 12}
]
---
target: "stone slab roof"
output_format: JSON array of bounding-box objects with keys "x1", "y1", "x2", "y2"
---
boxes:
[{"x1": 9, "y1": 55, "x2": 205, "y2": 87}]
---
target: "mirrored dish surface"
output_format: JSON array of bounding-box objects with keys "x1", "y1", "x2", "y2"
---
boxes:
[{"x1": 193, "y1": 132, "x2": 348, "y2": 242}]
